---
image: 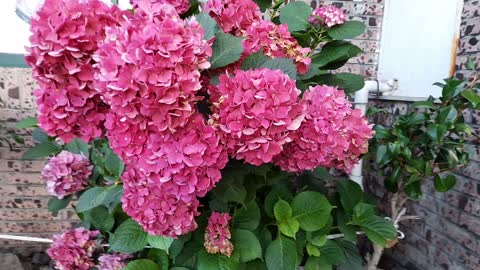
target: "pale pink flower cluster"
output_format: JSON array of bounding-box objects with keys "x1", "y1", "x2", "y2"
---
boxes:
[
  {"x1": 210, "y1": 69, "x2": 305, "y2": 166},
  {"x1": 130, "y1": 0, "x2": 191, "y2": 14},
  {"x1": 41, "y1": 151, "x2": 92, "y2": 199},
  {"x1": 26, "y1": 0, "x2": 126, "y2": 143},
  {"x1": 47, "y1": 228, "x2": 99, "y2": 270},
  {"x1": 274, "y1": 85, "x2": 373, "y2": 173},
  {"x1": 121, "y1": 114, "x2": 228, "y2": 236},
  {"x1": 204, "y1": 212, "x2": 234, "y2": 257},
  {"x1": 97, "y1": 253, "x2": 131, "y2": 270},
  {"x1": 94, "y1": 1, "x2": 211, "y2": 161},
  {"x1": 243, "y1": 20, "x2": 312, "y2": 74},
  {"x1": 205, "y1": 0, "x2": 262, "y2": 35},
  {"x1": 309, "y1": 5, "x2": 347, "y2": 27}
]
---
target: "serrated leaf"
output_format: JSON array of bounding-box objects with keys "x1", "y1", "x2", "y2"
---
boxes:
[
  {"x1": 309, "y1": 73, "x2": 365, "y2": 93},
  {"x1": 264, "y1": 186, "x2": 293, "y2": 218},
  {"x1": 274, "y1": 199, "x2": 292, "y2": 221},
  {"x1": 47, "y1": 196, "x2": 72, "y2": 213},
  {"x1": 434, "y1": 174, "x2": 456, "y2": 192},
  {"x1": 306, "y1": 243, "x2": 321, "y2": 257},
  {"x1": 16, "y1": 117, "x2": 38, "y2": 129},
  {"x1": 195, "y1": 13, "x2": 217, "y2": 41},
  {"x1": 64, "y1": 138, "x2": 89, "y2": 157},
  {"x1": 32, "y1": 128, "x2": 49, "y2": 143},
  {"x1": 292, "y1": 191, "x2": 332, "y2": 231},
  {"x1": 147, "y1": 235, "x2": 174, "y2": 253},
  {"x1": 312, "y1": 41, "x2": 362, "y2": 69},
  {"x1": 86, "y1": 206, "x2": 114, "y2": 232},
  {"x1": 278, "y1": 218, "x2": 299, "y2": 238},
  {"x1": 212, "y1": 175, "x2": 247, "y2": 205},
  {"x1": 304, "y1": 256, "x2": 332, "y2": 270},
  {"x1": 265, "y1": 236, "x2": 297, "y2": 270},
  {"x1": 197, "y1": 250, "x2": 240, "y2": 270},
  {"x1": 327, "y1": 21, "x2": 366, "y2": 40},
  {"x1": 352, "y1": 203, "x2": 376, "y2": 224},
  {"x1": 337, "y1": 240, "x2": 362, "y2": 270},
  {"x1": 241, "y1": 51, "x2": 269, "y2": 70},
  {"x1": 337, "y1": 180, "x2": 363, "y2": 214},
  {"x1": 279, "y1": 2, "x2": 312, "y2": 32},
  {"x1": 22, "y1": 142, "x2": 61, "y2": 160},
  {"x1": 105, "y1": 150, "x2": 124, "y2": 179},
  {"x1": 124, "y1": 259, "x2": 160, "y2": 270},
  {"x1": 359, "y1": 216, "x2": 396, "y2": 246},
  {"x1": 110, "y1": 219, "x2": 148, "y2": 253},
  {"x1": 210, "y1": 32, "x2": 244, "y2": 69},
  {"x1": 147, "y1": 249, "x2": 169, "y2": 269},
  {"x1": 76, "y1": 187, "x2": 107, "y2": 213},
  {"x1": 233, "y1": 201, "x2": 261, "y2": 230},
  {"x1": 260, "y1": 58, "x2": 297, "y2": 80},
  {"x1": 318, "y1": 240, "x2": 345, "y2": 265},
  {"x1": 232, "y1": 229, "x2": 262, "y2": 262},
  {"x1": 254, "y1": 0, "x2": 271, "y2": 11}
]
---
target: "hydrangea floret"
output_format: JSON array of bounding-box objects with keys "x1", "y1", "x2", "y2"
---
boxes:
[
  {"x1": 97, "y1": 253, "x2": 132, "y2": 270},
  {"x1": 309, "y1": 5, "x2": 347, "y2": 27},
  {"x1": 204, "y1": 211, "x2": 234, "y2": 257}
]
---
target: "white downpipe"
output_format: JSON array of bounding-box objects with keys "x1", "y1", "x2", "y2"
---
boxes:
[{"x1": 349, "y1": 79, "x2": 399, "y2": 188}]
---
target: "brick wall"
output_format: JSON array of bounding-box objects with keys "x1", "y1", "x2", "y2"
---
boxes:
[{"x1": 0, "y1": 68, "x2": 77, "y2": 256}]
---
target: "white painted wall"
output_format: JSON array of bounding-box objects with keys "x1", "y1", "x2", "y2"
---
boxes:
[{"x1": 378, "y1": 0, "x2": 464, "y2": 98}]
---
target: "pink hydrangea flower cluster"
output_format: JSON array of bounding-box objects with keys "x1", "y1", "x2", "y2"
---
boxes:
[
  {"x1": 25, "y1": 0, "x2": 126, "y2": 143},
  {"x1": 309, "y1": 5, "x2": 347, "y2": 27},
  {"x1": 94, "y1": 1, "x2": 211, "y2": 160},
  {"x1": 243, "y1": 20, "x2": 312, "y2": 74},
  {"x1": 121, "y1": 114, "x2": 228, "y2": 236},
  {"x1": 274, "y1": 85, "x2": 373, "y2": 173},
  {"x1": 97, "y1": 253, "x2": 132, "y2": 270},
  {"x1": 130, "y1": 0, "x2": 191, "y2": 14},
  {"x1": 41, "y1": 150, "x2": 92, "y2": 199},
  {"x1": 210, "y1": 69, "x2": 305, "y2": 166},
  {"x1": 204, "y1": 212, "x2": 234, "y2": 257},
  {"x1": 205, "y1": 0, "x2": 262, "y2": 35},
  {"x1": 47, "y1": 228, "x2": 99, "y2": 270}
]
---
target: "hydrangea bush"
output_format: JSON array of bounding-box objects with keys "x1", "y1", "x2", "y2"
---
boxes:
[{"x1": 20, "y1": 0, "x2": 398, "y2": 269}]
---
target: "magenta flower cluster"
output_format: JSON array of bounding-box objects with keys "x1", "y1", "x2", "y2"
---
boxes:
[
  {"x1": 309, "y1": 5, "x2": 347, "y2": 27},
  {"x1": 47, "y1": 228, "x2": 99, "y2": 270},
  {"x1": 210, "y1": 69, "x2": 305, "y2": 166},
  {"x1": 26, "y1": 0, "x2": 127, "y2": 143},
  {"x1": 41, "y1": 150, "x2": 92, "y2": 199},
  {"x1": 130, "y1": 0, "x2": 191, "y2": 14},
  {"x1": 204, "y1": 212, "x2": 234, "y2": 257},
  {"x1": 274, "y1": 85, "x2": 374, "y2": 173},
  {"x1": 97, "y1": 253, "x2": 132, "y2": 270},
  {"x1": 205, "y1": 0, "x2": 262, "y2": 35}
]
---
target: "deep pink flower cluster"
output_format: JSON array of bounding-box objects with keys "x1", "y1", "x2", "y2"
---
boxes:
[
  {"x1": 26, "y1": 0, "x2": 126, "y2": 143},
  {"x1": 130, "y1": 0, "x2": 191, "y2": 14},
  {"x1": 121, "y1": 114, "x2": 228, "y2": 236},
  {"x1": 243, "y1": 20, "x2": 311, "y2": 74},
  {"x1": 309, "y1": 5, "x2": 347, "y2": 27},
  {"x1": 204, "y1": 212, "x2": 234, "y2": 257},
  {"x1": 94, "y1": 1, "x2": 212, "y2": 160},
  {"x1": 210, "y1": 69, "x2": 305, "y2": 166},
  {"x1": 274, "y1": 85, "x2": 373, "y2": 173},
  {"x1": 41, "y1": 150, "x2": 92, "y2": 199},
  {"x1": 47, "y1": 228, "x2": 99, "y2": 270},
  {"x1": 97, "y1": 253, "x2": 131, "y2": 270},
  {"x1": 205, "y1": 0, "x2": 262, "y2": 35}
]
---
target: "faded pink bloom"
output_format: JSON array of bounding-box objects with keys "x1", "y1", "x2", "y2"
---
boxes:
[
  {"x1": 274, "y1": 85, "x2": 374, "y2": 173},
  {"x1": 210, "y1": 68, "x2": 305, "y2": 166},
  {"x1": 94, "y1": 2, "x2": 211, "y2": 135},
  {"x1": 47, "y1": 228, "x2": 99, "y2": 270},
  {"x1": 205, "y1": 0, "x2": 262, "y2": 35},
  {"x1": 309, "y1": 5, "x2": 347, "y2": 27},
  {"x1": 97, "y1": 253, "x2": 132, "y2": 270},
  {"x1": 41, "y1": 150, "x2": 92, "y2": 199},
  {"x1": 243, "y1": 20, "x2": 311, "y2": 74},
  {"x1": 26, "y1": 0, "x2": 127, "y2": 143},
  {"x1": 204, "y1": 212, "x2": 234, "y2": 257},
  {"x1": 130, "y1": 0, "x2": 191, "y2": 14}
]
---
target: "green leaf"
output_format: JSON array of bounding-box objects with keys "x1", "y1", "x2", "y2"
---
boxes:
[
  {"x1": 337, "y1": 240, "x2": 362, "y2": 270},
  {"x1": 337, "y1": 180, "x2": 363, "y2": 214},
  {"x1": 359, "y1": 216, "x2": 396, "y2": 246},
  {"x1": 274, "y1": 199, "x2": 292, "y2": 221},
  {"x1": 376, "y1": 145, "x2": 391, "y2": 167},
  {"x1": 427, "y1": 123, "x2": 447, "y2": 142},
  {"x1": 441, "y1": 80, "x2": 464, "y2": 100},
  {"x1": 47, "y1": 196, "x2": 72, "y2": 213},
  {"x1": 246, "y1": 260, "x2": 268, "y2": 270},
  {"x1": 22, "y1": 142, "x2": 61, "y2": 160},
  {"x1": 327, "y1": 21, "x2": 366, "y2": 40},
  {"x1": 147, "y1": 249, "x2": 169, "y2": 269},
  {"x1": 171, "y1": 238, "x2": 200, "y2": 268},
  {"x1": 195, "y1": 13, "x2": 218, "y2": 41},
  {"x1": 279, "y1": 1, "x2": 312, "y2": 32},
  {"x1": 212, "y1": 176, "x2": 247, "y2": 205},
  {"x1": 148, "y1": 235, "x2": 174, "y2": 253},
  {"x1": 309, "y1": 233, "x2": 327, "y2": 247},
  {"x1": 64, "y1": 138, "x2": 89, "y2": 157},
  {"x1": 306, "y1": 243, "x2": 321, "y2": 257},
  {"x1": 124, "y1": 259, "x2": 160, "y2": 270},
  {"x1": 105, "y1": 150, "x2": 124, "y2": 179},
  {"x1": 253, "y1": 0, "x2": 271, "y2": 11},
  {"x1": 304, "y1": 256, "x2": 332, "y2": 270},
  {"x1": 446, "y1": 149, "x2": 459, "y2": 168},
  {"x1": 292, "y1": 191, "x2": 332, "y2": 231},
  {"x1": 318, "y1": 240, "x2": 345, "y2": 265},
  {"x1": 404, "y1": 179, "x2": 423, "y2": 199},
  {"x1": 336, "y1": 210, "x2": 357, "y2": 242},
  {"x1": 197, "y1": 250, "x2": 240, "y2": 270},
  {"x1": 434, "y1": 174, "x2": 456, "y2": 192},
  {"x1": 110, "y1": 219, "x2": 148, "y2": 253},
  {"x1": 85, "y1": 206, "x2": 115, "y2": 232},
  {"x1": 461, "y1": 89, "x2": 480, "y2": 108},
  {"x1": 264, "y1": 186, "x2": 293, "y2": 218},
  {"x1": 352, "y1": 203, "x2": 376, "y2": 225},
  {"x1": 240, "y1": 51, "x2": 269, "y2": 70},
  {"x1": 312, "y1": 41, "x2": 362, "y2": 69},
  {"x1": 233, "y1": 201, "x2": 261, "y2": 230},
  {"x1": 261, "y1": 58, "x2": 297, "y2": 80},
  {"x1": 265, "y1": 236, "x2": 297, "y2": 270},
  {"x1": 437, "y1": 105, "x2": 458, "y2": 125},
  {"x1": 210, "y1": 32, "x2": 244, "y2": 69},
  {"x1": 16, "y1": 117, "x2": 38, "y2": 129},
  {"x1": 232, "y1": 229, "x2": 262, "y2": 263},
  {"x1": 102, "y1": 185, "x2": 124, "y2": 211},
  {"x1": 309, "y1": 73, "x2": 365, "y2": 93},
  {"x1": 278, "y1": 218, "x2": 299, "y2": 238},
  {"x1": 413, "y1": 100, "x2": 435, "y2": 109},
  {"x1": 32, "y1": 128, "x2": 49, "y2": 143},
  {"x1": 76, "y1": 187, "x2": 107, "y2": 212}
]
